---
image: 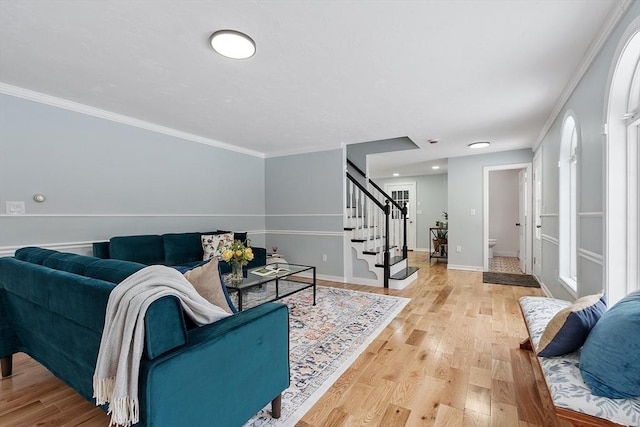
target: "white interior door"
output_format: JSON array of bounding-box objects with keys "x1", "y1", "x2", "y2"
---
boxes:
[
  {"x1": 518, "y1": 169, "x2": 527, "y2": 273},
  {"x1": 532, "y1": 150, "x2": 543, "y2": 278},
  {"x1": 385, "y1": 183, "x2": 416, "y2": 250}
]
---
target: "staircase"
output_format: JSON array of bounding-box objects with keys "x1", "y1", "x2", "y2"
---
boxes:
[{"x1": 345, "y1": 160, "x2": 419, "y2": 289}]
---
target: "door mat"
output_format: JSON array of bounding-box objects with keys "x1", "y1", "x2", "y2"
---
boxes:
[{"x1": 483, "y1": 272, "x2": 540, "y2": 288}]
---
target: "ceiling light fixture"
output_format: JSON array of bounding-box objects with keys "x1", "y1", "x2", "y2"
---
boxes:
[
  {"x1": 468, "y1": 141, "x2": 491, "y2": 149},
  {"x1": 392, "y1": 173, "x2": 400, "y2": 177},
  {"x1": 210, "y1": 30, "x2": 256, "y2": 59},
  {"x1": 432, "y1": 165, "x2": 440, "y2": 170}
]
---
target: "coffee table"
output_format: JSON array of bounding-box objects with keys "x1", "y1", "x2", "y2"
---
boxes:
[{"x1": 224, "y1": 262, "x2": 316, "y2": 311}]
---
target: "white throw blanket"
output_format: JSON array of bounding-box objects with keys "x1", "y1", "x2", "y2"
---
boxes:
[{"x1": 93, "y1": 265, "x2": 230, "y2": 427}]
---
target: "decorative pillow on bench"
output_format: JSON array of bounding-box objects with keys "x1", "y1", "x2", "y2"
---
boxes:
[
  {"x1": 580, "y1": 290, "x2": 640, "y2": 399},
  {"x1": 536, "y1": 292, "x2": 606, "y2": 357}
]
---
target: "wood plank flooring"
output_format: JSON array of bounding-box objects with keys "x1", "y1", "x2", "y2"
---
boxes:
[{"x1": 0, "y1": 252, "x2": 569, "y2": 426}]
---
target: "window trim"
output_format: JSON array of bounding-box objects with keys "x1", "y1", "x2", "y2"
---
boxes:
[
  {"x1": 559, "y1": 114, "x2": 579, "y2": 293},
  {"x1": 604, "y1": 19, "x2": 640, "y2": 306}
]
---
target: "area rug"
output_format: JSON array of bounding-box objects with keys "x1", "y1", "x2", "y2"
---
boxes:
[
  {"x1": 244, "y1": 286, "x2": 410, "y2": 427},
  {"x1": 483, "y1": 271, "x2": 541, "y2": 288}
]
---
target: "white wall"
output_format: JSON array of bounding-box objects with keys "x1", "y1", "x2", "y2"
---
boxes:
[{"x1": 488, "y1": 169, "x2": 519, "y2": 257}]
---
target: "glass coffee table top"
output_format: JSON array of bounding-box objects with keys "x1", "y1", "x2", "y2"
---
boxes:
[{"x1": 224, "y1": 263, "x2": 316, "y2": 311}]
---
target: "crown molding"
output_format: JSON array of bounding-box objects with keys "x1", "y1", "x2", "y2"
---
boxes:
[
  {"x1": 265, "y1": 229, "x2": 344, "y2": 237},
  {"x1": 0, "y1": 213, "x2": 265, "y2": 218},
  {"x1": 0, "y1": 83, "x2": 265, "y2": 158},
  {"x1": 263, "y1": 144, "x2": 343, "y2": 159},
  {"x1": 533, "y1": 0, "x2": 634, "y2": 151}
]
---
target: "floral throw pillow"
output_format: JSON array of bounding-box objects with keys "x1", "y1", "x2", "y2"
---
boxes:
[{"x1": 202, "y1": 233, "x2": 233, "y2": 261}]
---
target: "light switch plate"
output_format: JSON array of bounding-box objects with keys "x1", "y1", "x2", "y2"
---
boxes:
[{"x1": 6, "y1": 201, "x2": 25, "y2": 215}]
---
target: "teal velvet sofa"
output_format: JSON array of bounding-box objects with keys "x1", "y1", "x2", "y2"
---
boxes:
[
  {"x1": 0, "y1": 247, "x2": 289, "y2": 426},
  {"x1": 92, "y1": 231, "x2": 267, "y2": 275}
]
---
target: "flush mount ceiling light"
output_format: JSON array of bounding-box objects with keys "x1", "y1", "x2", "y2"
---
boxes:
[
  {"x1": 392, "y1": 173, "x2": 400, "y2": 177},
  {"x1": 468, "y1": 141, "x2": 491, "y2": 149},
  {"x1": 432, "y1": 165, "x2": 440, "y2": 170},
  {"x1": 210, "y1": 30, "x2": 255, "y2": 59}
]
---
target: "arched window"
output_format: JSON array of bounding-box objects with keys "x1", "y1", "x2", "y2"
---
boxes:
[
  {"x1": 559, "y1": 114, "x2": 578, "y2": 292},
  {"x1": 606, "y1": 22, "x2": 639, "y2": 305}
]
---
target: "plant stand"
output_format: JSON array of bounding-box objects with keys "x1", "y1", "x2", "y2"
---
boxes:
[{"x1": 429, "y1": 227, "x2": 448, "y2": 262}]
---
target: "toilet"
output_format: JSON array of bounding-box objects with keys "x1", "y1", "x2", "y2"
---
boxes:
[{"x1": 488, "y1": 238, "x2": 498, "y2": 258}]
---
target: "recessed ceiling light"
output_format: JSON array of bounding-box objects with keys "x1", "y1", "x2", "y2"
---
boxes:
[
  {"x1": 468, "y1": 141, "x2": 490, "y2": 149},
  {"x1": 210, "y1": 30, "x2": 256, "y2": 59},
  {"x1": 432, "y1": 165, "x2": 440, "y2": 170},
  {"x1": 392, "y1": 173, "x2": 400, "y2": 177}
]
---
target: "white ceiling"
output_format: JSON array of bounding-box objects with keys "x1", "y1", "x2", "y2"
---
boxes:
[{"x1": 0, "y1": 0, "x2": 625, "y2": 177}]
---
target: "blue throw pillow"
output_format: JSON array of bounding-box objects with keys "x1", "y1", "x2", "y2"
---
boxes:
[
  {"x1": 537, "y1": 293, "x2": 606, "y2": 357},
  {"x1": 580, "y1": 290, "x2": 640, "y2": 399}
]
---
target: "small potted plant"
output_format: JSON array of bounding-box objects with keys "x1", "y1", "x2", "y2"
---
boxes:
[{"x1": 440, "y1": 211, "x2": 448, "y2": 229}]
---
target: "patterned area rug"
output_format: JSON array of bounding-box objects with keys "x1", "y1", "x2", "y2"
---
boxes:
[
  {"x1": 245, "y1": 286, "x2": 409, "y2": 427},
  {"x1": 483, "y1": 272, "x2": 540, "y2": 288}
]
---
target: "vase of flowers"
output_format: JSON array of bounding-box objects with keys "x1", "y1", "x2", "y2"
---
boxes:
[{"x1": 221, "y1": 239, "x2": 254, "y2": 283}]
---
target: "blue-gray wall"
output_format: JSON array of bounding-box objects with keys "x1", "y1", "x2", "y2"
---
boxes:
[
  {"x1": 265, "y1": 149, "x2": 344, "y2": 278},
  {"x1": 377, "y1": 173, "x2": 448, "y2": 251},
  {"x1": 0, "y1": 93, "x2": 266, "y2": 254},
  {"x1": 447, "y1": 149, "x2": 533, "y2": 270},
  {"x1": 534, "y1": 1, "x2": 640, "y2": 300}
]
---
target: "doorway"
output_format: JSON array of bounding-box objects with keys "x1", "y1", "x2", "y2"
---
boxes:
[
  {"x1": 483, "y1": 163, "x2": 532, "y2": 273},
  {"x1": 384, "y1": 182, "x2": 417, "y2": 250}
]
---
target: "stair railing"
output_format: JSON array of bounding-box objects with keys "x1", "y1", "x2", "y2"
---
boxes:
[
  {"x1": 346, "y1": 159, "x2": 408, "y2": 258},
  {"x1": 346, "y1": 171, "x2": 391, "y2": 288}
]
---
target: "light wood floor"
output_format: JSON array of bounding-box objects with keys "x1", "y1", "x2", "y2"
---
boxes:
[{"x1": 0, "y1": 252, "x2": 568, "y2": 427}]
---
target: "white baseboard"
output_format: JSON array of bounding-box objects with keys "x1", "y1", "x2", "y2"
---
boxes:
[
  {"x1": 0, "y1": 241, "x2": 97, "y2": 257},
  {"x1": 447, "y1": 264, "x2": 484, "y2": 272},
  {"x1": 536, "y1": 278, "x2": 553, "y2": 297},
  {"x1": 414, "y1": 248, "x2": 430, "y2": 252},
  {"x1": 294, "y1": 271, "x2": 346, "y2": 284},
  {"x1": 345, "y1": 276, "x2": 384, "y2": 287}
]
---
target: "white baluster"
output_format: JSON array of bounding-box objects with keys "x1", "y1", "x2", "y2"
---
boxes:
[
  {"x1": 359, "y1": 188, "x2": 365, "y2": 240},
  {"x1": 348, "y1": 181, "x2": 354, "y2": 228},
  {"x1": 367, "y1": 198, "x2": 372, "y2": 251},
  {"x1": 396, "y1": 206, "x2": 400, "y2": 254},
  {"x1": 374, "y1": 203, "x2": 378, "y2": 254}
]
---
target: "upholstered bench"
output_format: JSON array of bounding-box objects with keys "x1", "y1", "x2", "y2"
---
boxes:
[{"x1": 519, "y1": 296, "x2": 640, "y2": 427}]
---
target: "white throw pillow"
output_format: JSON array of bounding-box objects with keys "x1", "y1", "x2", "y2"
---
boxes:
[{"x1": 201, "y1": 233, "x2": 233, "y2": 260}]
